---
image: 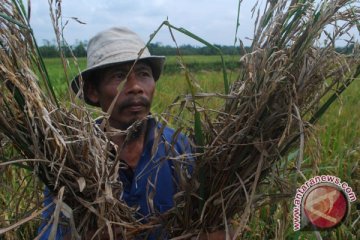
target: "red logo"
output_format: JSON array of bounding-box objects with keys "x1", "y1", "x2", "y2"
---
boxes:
[{"x1": 303, "y1": 185, "x2": 348, "y2": 229}]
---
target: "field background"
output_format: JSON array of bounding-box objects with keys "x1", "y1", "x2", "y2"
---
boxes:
[
  {"x1": 44, "y1": 56, "x2": 360, "y2": 239},
  {"x1": 1, "y1": 55, "x2": 359, "y2": 239}
]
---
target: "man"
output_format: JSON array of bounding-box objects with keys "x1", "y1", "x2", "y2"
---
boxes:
[{"x1": 39, "y1": 27, "x2": 225, "y2": 240}]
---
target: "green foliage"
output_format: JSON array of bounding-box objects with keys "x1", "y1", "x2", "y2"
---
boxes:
[
  {"x1": 38, "y1": 41, "x2": 246, "y2": 58},
  {"x1": 335, "y1": 44, "x2": 355, "y2": 54},
  {"x1": 37, "y1": 40, "x2": 59, "y2": 58},
  {"x1": 148, "y1": 42, "x2": 244, "y2": 55},
  {"x1": 244, "y1": 78, "x2": 360, "y2": 239},
  {"x1": 38, "y1": 40, "x2": 356, "y2": 59},
  {"x1": 38, "y1": 40, "x2": 88, "y2": 58}
]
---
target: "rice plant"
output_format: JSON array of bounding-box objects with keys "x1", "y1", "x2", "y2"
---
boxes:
[{"x1": 0, "y1": 0, "x2": 359, "y2": 239}]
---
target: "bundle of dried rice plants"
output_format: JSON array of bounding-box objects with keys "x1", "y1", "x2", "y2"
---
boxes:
[
  {"x1": 0, "y1": 0, "x2": 359, "y2": 239},
  {"x1": 160, "y1": 0, "x2": 360, "y2": 238},
  {"x1": 0, "y1": 0, "x2": 152, "y2": 238}
]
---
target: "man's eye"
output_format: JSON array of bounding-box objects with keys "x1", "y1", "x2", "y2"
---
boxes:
[
  {"x1": 113, "y1": 72, "x2": 126, "y2": 80},
  {"x1": 138, "y1": 70, "x2": 152, "y2": 77}
]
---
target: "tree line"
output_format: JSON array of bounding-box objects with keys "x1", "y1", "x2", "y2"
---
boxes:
[
  {"x1": 39, "y1": 40, "x2": 355, "y2": 58},
  {"x1": 39, "y1": 40, "x2": 250, "y2": 58},
  {"x1": 39, "y1": 40, "x2": 88, "y2": 58}
]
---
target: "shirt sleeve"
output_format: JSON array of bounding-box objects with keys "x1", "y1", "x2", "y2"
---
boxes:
[
  {"x1": 162, "y1": 127, "x2": 195, "y2": 181},
  {"x1": 37, "y1": 187, "x2": 69, "y2": 240}
]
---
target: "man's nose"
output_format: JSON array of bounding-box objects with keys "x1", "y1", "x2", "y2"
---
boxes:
[{"x1": 125, "y1": 71, "x2": 144, "y2": 95}]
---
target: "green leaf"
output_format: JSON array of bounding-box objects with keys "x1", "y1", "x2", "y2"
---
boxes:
[{"x1": 310, "y1": 64, "x2": 360, "y2": 124}]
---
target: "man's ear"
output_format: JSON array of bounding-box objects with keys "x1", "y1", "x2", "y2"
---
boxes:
[{"x1": 84, "y1": 82, "x2": 100, "y2": 104}]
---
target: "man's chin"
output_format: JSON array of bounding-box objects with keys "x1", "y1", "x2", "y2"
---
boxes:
[
  {"x1": 121, "y1": 115, "x2": 148, "y2": 129},
  {"x1": 111, "y1": 111, "x2": 149, "y2": 129}
]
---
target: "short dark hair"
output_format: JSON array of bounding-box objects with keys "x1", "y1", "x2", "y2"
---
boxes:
[{"x1": 82, "y1": 67, "x2": 105, "y2": 105}]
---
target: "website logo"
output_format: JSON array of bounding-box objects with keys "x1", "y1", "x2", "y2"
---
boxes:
[{"x1": 293, "y1": 175, "x2": 357, "y2": 231}]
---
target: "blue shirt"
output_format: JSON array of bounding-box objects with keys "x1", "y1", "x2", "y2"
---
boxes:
[{"x1": 38, "y1": 118, "x2": 193, "y2": 239}]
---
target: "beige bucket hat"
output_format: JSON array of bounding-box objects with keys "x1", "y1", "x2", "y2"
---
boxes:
[{"x1": 71, "y1": 27, "x2": 165, "y2": 106}]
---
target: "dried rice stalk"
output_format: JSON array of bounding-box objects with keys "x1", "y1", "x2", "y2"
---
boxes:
[
  {"x1": 0, "y1": 0, "x2": 150, "y2": 238},
  {"x1": 161, "y1": 0, "x2": 360, "y2": 238},
  {"x1": 0, "y1": 0, "x2": 359, "y2": 239}
]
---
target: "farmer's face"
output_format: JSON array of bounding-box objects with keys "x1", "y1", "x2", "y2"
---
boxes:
[{"x1": 88, "y1": 62, "x2": 155, "y2": 129}]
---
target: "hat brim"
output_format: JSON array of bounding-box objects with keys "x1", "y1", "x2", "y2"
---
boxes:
[{"x1": 71, "y1": 56, "x2": 165, "y2": 106}]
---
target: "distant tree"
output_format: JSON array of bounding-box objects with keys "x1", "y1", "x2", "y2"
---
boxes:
[
  {"x1": 39, "y1": 39, "x2": 246, "y2": 57},
  {"x1": 38, "y1": 40, "x2": 88, "y2": 58},
  {"x1": 72, "y1": 40, "x2": 87, "y2": 57},
  {"x1": 335, "y1": 44, "x2": 354, "y2": 54},
  {"x1": 39, "y1": 39, "x2": 58, "y2": 58},
  {"x1": 148, "y1": 43, "x2": 177, "y2": 55}
]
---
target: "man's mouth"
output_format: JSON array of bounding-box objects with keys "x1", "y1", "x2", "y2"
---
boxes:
[
  {"x1": 118, "y1": 97, "x2": 150, "y2": 113},
  {"x1": 127, "y1": 103, "x2": 145, "y2": 112}
]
